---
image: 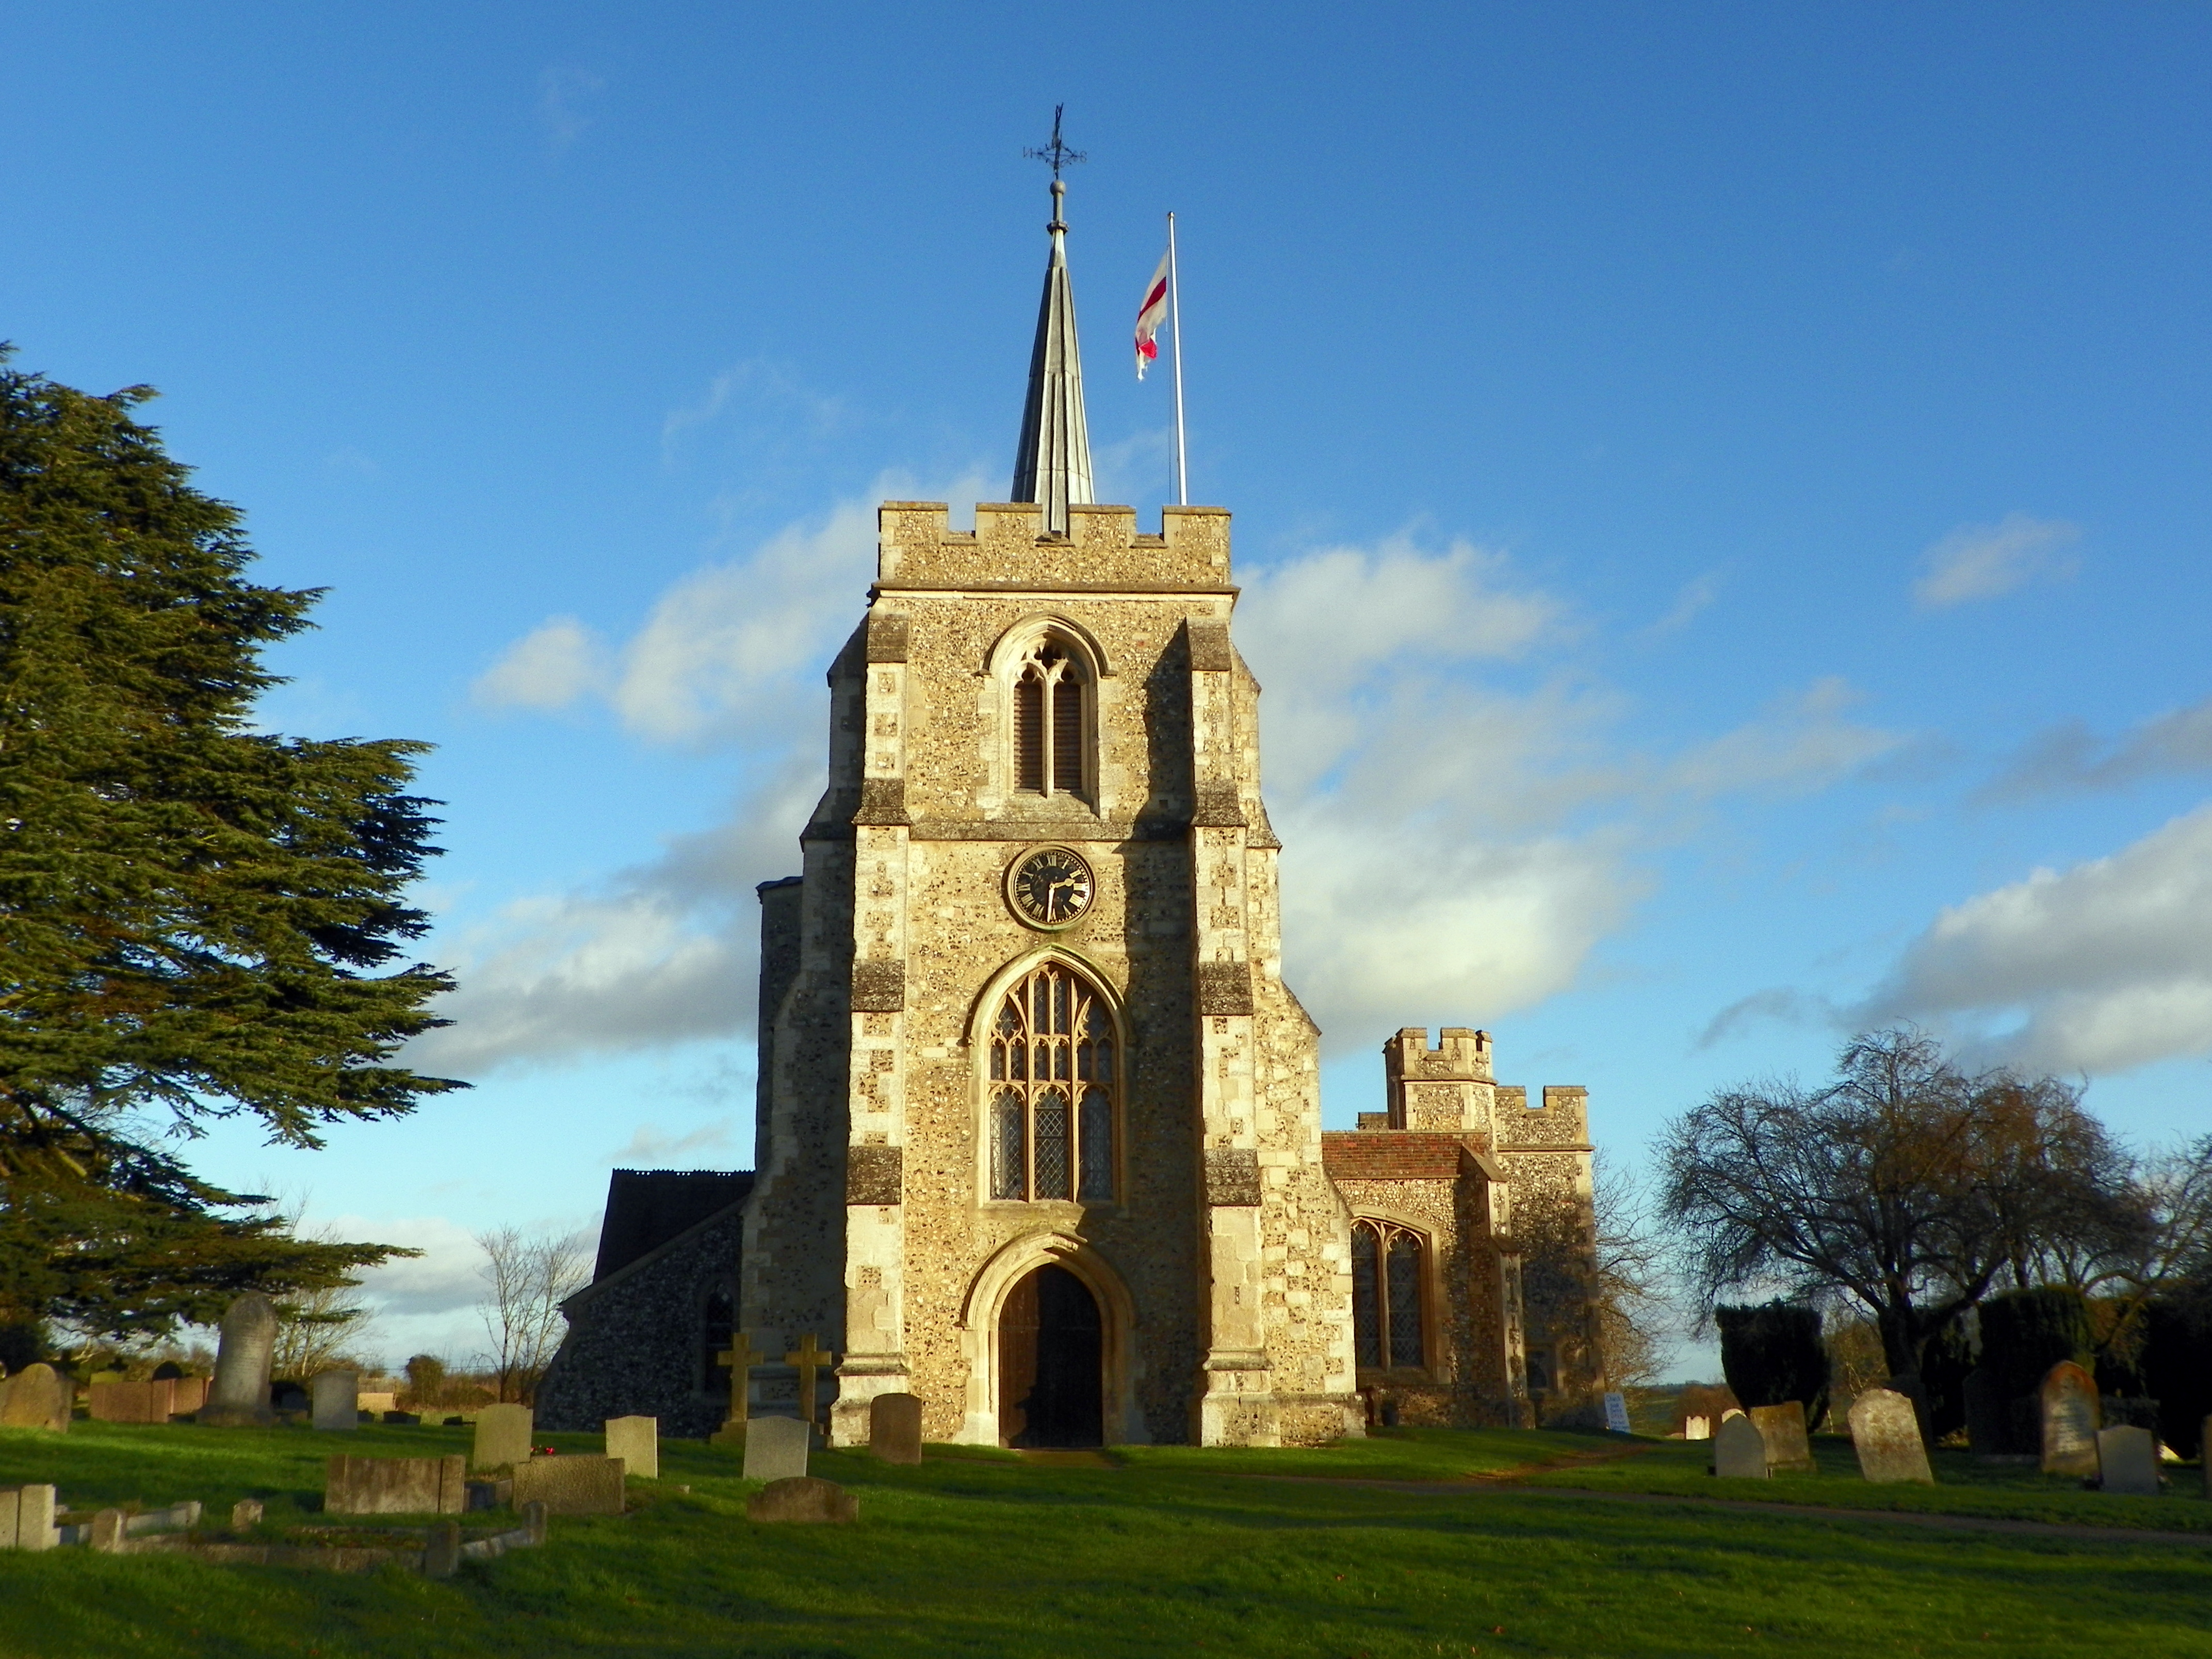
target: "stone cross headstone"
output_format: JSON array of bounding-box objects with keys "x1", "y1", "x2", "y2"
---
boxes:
[
  {"x1": 311, "y1": 1369, "x2": 359, "y2": 1432},
  {"x1": 1848, "y1": 1387, "x2": 1934, "y2": 1484},
  {"x1": 605, "y1": 1414, "x2": 659, "y2": 1481},
  {"x1": 2038, "y1": 1360, "x2": 2100, "y2": 1477},
  {"x1": 870, "y1": 1392, "x2": 924, "y2": 1463},
  {"x1": 1602, "y1": 1392, "x2": 1632, "y2": 1435},
  {"x1": 1749, "y1": 1400, "x2": 1815, "y2": 1473},
  {"x1": 743, "y1": 1414, "x2": 811, "y2": 1483},
  {"x1": 1713, "y1": 1412, "x2": 1769, "y2": 1478},
  {"x1": 0, "y1": 1363, "x2": 69, "y2": 1433},
  {"x1": 710, "y1": 1331, "x2": 766, "y2": 1447},
  {"x1": 2096, "y1": 1424, "x2": 2158, "y2": 1495},
  {"x1": 472, "y1": 1402, "x2": 534, "y2": 1471},
  {"x1": 785, "y1": 1333, "x2": 836, "y2": 1435},
  {"x1": 1683, "y1": 1414, "x2": 1711, "y2": 1441},
  {"x1": 201, "y1": 1292, "x2": 278, "y2": 1426}
]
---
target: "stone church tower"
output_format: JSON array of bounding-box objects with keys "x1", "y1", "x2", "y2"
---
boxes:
[{"x1": 719, "y1": 176, "x2": 1603, "y2": 1450}]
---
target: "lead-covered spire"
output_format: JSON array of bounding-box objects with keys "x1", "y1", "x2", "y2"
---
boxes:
[{"x1": 1011, "y1": 172, "x2": 1094, "y2": 535}]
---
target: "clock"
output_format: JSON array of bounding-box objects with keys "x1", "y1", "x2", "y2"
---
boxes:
[{"x1": 1006, "y1": 845, "x2": 1095, "y2": 929}]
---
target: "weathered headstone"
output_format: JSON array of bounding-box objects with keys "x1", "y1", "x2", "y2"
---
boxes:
[
  {"x1": 604, "y1": 1415, "x2": 659, "y2": 1481},
  {"x1": 425, "y1": 1518, "x2": 462, "y2": 1579},
  {"x1": 1848, "y1": 1387, "x2": 1934, "y2": 1484},
  {"x1": 324, "y1": 1453, "x2": 467, "y2": 1515},
  {"x1": 2096, "y1": 1425, "x2": 2159, "y2": 1495},
  {"x1": 870, "y1": 1393, "x2": 924, "y2": 1464},
  {"x1": 1, "y1": 1486, "x2": 59, "y2": 1551},
  {"x1": 169, "y1": 1375, "x2": 207, "y2": 1416},
  {"x1": 1602, "y1": 1392, "x2": 1633, "y2": 1435},
  {"x1": 231, "y1": 1498, "x2": 264, "y2": 1531},
  {"x1": 512, "y1": 1454, "x2": 626, "y2": 1516},
  {"x1": 743, "y1": 1415, "x2": 811, "y2": 1483},
  {"x1": 2038, "y1": 1360, "x2": 2100, "y2": 1477},
  {"x1": 1682, "y1": 1414, "x2": 1711, "y2": 1441},
  {"x1": 1749, "y1": 1401, "x2": 1815, "y2": 1473},
  {"x1": 471, "y1": 1402, "x2": 533, "y2": 1471},
  {"x1": 89, "y1": 1378, "x2": 173, "y2": 1424},
  {"x1": 201, "y1": 1292, "x2": 279, "y2": 1426},
  {"x1": 312, "y1": 1369, "x2": 360, "y2": 1432},
  {"x1": 89, "y1": 1508, "x2": 127, "y2": 1553},
  {"x1": 1712, "y1": 1412, "x2": 1768, "y2": 1478},
  {"x1": 746, "y1": 1475, "x2": 858, "y2": 1523},
  {"x1": 0, "y1": 1363, "x2": 69, "y2": 1433}
]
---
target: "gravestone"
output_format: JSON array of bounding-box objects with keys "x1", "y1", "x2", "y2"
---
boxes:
[
  {"x1": 324, "y1": 1453, "x2": 467, "y2": 1515},
  {"x1": 1602, "y1": 1392, "x2": 1632, "y2": 1435},
  {"x1": 201, "y1": 1292, "x2": 278, "y2": 1426},
  {"x1": 1847, "y1": 1388, "x2": 1934, "y2": 1484},
  {"x1": 231, "y1": 1498, "x2": 264, "y2": 1531},
  {"x1": 870, "y1": 1393, "x2": 924, "y2": 1464},
  {"x1": 1, "y1": 1486, "x2": 59, "y2": 1551},
  {"x1": 89, "y1": 1379, "x2": 173, "y2": 1424},
  {"x1": 747, "y1": 1476, "x2": 858, "y2": 1523},
  {"x1": 312, "y1": 1369, "x2": 360, "y2": 1432},
  {"x1": 169, "y1": 1376, "x2": 207, "y2": 1415},
  {"x1": 1683, "y1": 1415, "x2": 1711, "y2": 1441},
  {"x1": 1749, "y1": 1401, "x2": 1815, "y2": 1473},
  {"x1": 1712, "y1": 1412, "x2": 1768, "y2": 1478},
  {"x1": 512, "y1": 1454, "x2": 626, "y2": 1516},
  {"x1": 2096, "y1": 1425, "x2": 2158, "y2": 1495},
  {"x1": 425, "y1": 1518, "x2": 462, "y2": 1579},
  {"x1": 604, "y1": 1416, "x2": 659, "y2": 1481},
  {"x1": 471, "y1": 1403, "x2": 533, "y2": 1471},
  {"x1": 743, "y1": 1415, "x2": 810, "y2": 1483},
  {"x1": 0, "y1": 1364, "x2": 69, "y2": 1433},
  {"x1": 2038, "y1": 1360, "x2": 2100, "y2": 1477},
  {"x1": 89, "y1": 1508, "x2": 127, "y2": 1553}
]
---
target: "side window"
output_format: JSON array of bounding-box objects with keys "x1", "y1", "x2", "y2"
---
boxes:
[{"x1": 1350, "y1": 1218, "x2": 1428, "y2": 1372}]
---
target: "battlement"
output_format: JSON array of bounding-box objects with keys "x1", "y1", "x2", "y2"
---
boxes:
[
  {"x1": 1384, "y1": 1027, "x2": 1493, "y2": 1084},
  {"x1": 1492, "y1": 1084, "x2": 1590, "y2": 1149},
  {"x1": 875, "y1": 502, "x2": 1232, "y2": 591}
]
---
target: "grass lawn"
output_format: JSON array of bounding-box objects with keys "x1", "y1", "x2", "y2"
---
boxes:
[{"x1": 2, "y1": 1421, "x2": 2208, "y2": 1659}]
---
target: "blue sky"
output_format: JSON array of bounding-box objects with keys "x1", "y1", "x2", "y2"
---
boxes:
[{"x1": 9, "y1": 3, "x2": 2209, "y2": 1374}]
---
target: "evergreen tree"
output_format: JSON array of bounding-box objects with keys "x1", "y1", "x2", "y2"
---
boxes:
[{"x1": 0, "y1": 352, "x2": 460, "y2": 1353}]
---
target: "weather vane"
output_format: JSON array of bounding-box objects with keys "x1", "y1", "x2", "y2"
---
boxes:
[{"x1": 1024, "y1": 104, "x2": 1085, "y2": 178}]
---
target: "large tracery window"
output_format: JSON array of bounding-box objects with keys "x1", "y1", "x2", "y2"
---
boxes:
[
  {"x1": 988, "y1": 962, "x2": 1117, "y2": 1202},
  {"x1": 1012, "y1": 640, "x2": 1088, "y2": 801},
  {"x1": 1351, "y1": 1219, "x2": 1428, "y2": 1371}
]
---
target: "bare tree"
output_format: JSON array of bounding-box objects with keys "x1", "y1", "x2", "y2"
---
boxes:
[
  {"x1": 475, "y1": 1226, "x2": 589, "y2": 1403},
  {"x1": 1590, "y1": 1149, "x2": 1670, "y2": 1389},
  {"x1": 272, "y1": 1276, "x2": 381, "y2": 1380},
  {"x1": 1657, "y1": 1028, "x2": 2129, "y2": 1406}
]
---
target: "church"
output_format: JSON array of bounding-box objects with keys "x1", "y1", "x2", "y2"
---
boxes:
[{"x1": 538, "y1": 171, "x2": 1604, "y2": 1449}]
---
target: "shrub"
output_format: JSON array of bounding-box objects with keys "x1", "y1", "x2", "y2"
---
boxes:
[
  {"x1": 1978, "y1": 1287, "x2": 2093, "y2": 1400},
  {"x1": 1716, "y1": 1302, "x2": 1829, "y2": 1426},
  {"x1": 2142, "y1": 1291, "x2": 2212, "y2": 1459}
]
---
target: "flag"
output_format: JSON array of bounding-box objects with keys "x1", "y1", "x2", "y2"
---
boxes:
[{"x1": 1134, "y1": 250, "x2": 1169, "y2": 380}]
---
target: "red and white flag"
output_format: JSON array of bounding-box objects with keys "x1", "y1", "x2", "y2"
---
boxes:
[{"x1": 1134, "y1": 250, "x2": 1169, "y2": 379}]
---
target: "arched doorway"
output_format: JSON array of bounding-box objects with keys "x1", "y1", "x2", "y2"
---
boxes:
[{"x1": 998, "y1": 1263, "x2": 1104, "y2": 1447}]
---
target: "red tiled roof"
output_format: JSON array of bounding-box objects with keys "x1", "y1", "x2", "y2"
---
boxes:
[{"x1": 1321, "y1": 1132, "x2": 1484, "y2": 1182}]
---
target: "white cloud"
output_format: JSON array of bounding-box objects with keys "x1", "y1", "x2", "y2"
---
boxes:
[
  {"x1": 473, "y1": 616, "x2": 609, "y2": 712},
  {"x1": 1863, "y1": 801, "x2": 2212, "y2": 1074},
  {"x1": 1663, "y1": 677, "x2": 1901, "y2": 798},
  {"x1": 1981, "y1": 694, "x2": 2212, "y2": 800},
  {"x1": 611, "y1": 1118, "x2": 738, "y2": 1163},
  {"x1": 1647, "y1": 570, "x2": 1722, "y2": 636},
  {"x1": 1912, "y1": 512, "x2": 2079, "y2": 610}
]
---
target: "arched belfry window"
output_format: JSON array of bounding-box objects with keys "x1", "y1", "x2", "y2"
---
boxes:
[
  {"x1": 988, "y1": 961, "x2": 1117, "y2": 1202},
  {"x1": 1351, "y1": 1219, "x2": 1427, "y2": 1371},
  {"x1": 1011, "y1": 638, "x2": 1088, "y2": 802}
]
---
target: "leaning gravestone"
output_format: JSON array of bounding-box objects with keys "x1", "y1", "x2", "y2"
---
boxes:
[
  {"x1": 312, "y1": 1369, "x2": 359, "y2": 1432},
  {"x1": 747, "y1": 1475, "x2": 857, "y2": 1523},
  {"x1": 472, "y1": 1402, "x2": 534, "y2": 1471},
  {"x1": 324, "y1": 1453, "x2": 467, "y2": 1515},
  {"x1": 605, "y1": 1415, "x2": 659, "y2": 1481},
  {"x1": 200, "y1": 1292, "x2": 278, "y2": 1426},
  {"x1": 743, "y1": 1415, "x2": 811, "y2": 1483},
  {"x1": 1848, "y1": 1388, "x2": 1934, "y2": 1484},
  {"x1": 512, "y1": 1454, "x2": 626, "y2": 1516},
  {"x1": 1713, "y1": 1412, "x2": 1769, "y2": 1478},
  {"x1": 2039, "y1": 1360, "x2": 2100, "y2": 1478},
  {"x1": 2096, "y1": 1425, "x2": 2159, "y2": 1495},
  {"x1": 1749, "y1": 1401, "x2": 1815, "y2": 1473},
  {"x1": 1602, "y1": 1392, "x2": 1633, "y2": 1436},
  {"x1": 870, "y1": 1393, "x2": 924, "y2": 1464},
  {"x1": 0, "y1": 1364, "x2": 69, "y2": 1433}
]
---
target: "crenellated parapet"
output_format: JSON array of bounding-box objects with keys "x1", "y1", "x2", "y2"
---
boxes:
[{"x1": 876, "y1": 502, "x2": 1232, "y2": 591}]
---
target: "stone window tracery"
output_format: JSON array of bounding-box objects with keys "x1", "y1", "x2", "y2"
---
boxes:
[
  {"x1": 1010, "y1": 638, "x2": 1089, "y2": 802},
  {"x1": 1350, "y1": 1218, "x2": 1428, "y2": 1371},
  {"x1": 987, "y1": 962, "x2": 1117, "y2": 1203}
]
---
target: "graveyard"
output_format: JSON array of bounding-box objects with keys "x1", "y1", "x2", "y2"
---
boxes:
[{"x1": 2, "y1": 1410, "x2": 2207, "y2": 1659}]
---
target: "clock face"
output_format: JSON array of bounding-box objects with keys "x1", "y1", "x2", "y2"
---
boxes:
[{"x1": 1007, "y1": 846, "x2": 1095, "y2": 929}]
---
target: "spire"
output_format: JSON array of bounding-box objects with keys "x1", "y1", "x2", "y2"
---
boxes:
[{"x1": 1012, "y1": 118, "x2": 1093, "y2": 535}]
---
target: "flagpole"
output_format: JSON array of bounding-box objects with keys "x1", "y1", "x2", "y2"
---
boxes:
[{"x1": 1167, "y1": 211, "x2": 1188, "y2": 507}]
